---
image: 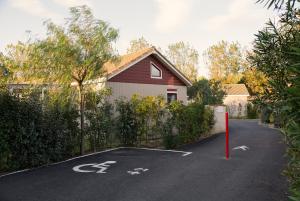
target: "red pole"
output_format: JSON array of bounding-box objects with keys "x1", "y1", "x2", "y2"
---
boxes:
[{"x1": 225, "y1": 112, "x2": 229, "y2": 159}]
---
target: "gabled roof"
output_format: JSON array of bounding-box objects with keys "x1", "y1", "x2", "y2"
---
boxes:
[
  {"x1": 103, "y1": 47, "x2": 192, "y2": 86},
  {"x1": 223, "y1": 84, "x2": 250, "y2": 96}
]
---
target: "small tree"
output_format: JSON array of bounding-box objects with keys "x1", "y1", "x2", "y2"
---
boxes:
[
  {"x1": 29, "y1": 6, "x2": 119, "y2": 154},
  {"x1": 187, "y1": 78, "x2": 225, "y2": 105}
]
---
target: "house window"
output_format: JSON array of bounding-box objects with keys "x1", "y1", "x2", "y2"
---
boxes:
[
  {"x1": 167, "y1": 93, "x2": 177, "y2": 103},
  {"x1": 150, "y1": 63, "x2": 162, "y2": 79}
]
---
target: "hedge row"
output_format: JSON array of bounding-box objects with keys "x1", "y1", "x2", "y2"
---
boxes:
[
  {"x1": 0, "y1": 90, "x2": 79, "y2": 171},
  {"x1": 0, "y1": 90, "x2": 214, "y2": 172}
]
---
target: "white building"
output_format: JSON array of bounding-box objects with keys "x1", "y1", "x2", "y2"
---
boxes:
[{"x1": 223, "y1": 84, "x2": 250, "y2": 118}]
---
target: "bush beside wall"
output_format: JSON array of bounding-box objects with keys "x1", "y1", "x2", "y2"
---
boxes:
[{"x1": 0, "y1": 90, "x2": 214, "y2": 172}]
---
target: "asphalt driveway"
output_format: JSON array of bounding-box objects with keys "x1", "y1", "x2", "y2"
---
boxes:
[{"x1": 0, "y1": 120, "x2": 288, "y2": 201}]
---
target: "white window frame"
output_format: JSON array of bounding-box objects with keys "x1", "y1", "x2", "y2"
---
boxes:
[
  {"x1": 150, "y1": 62, "x2": 162, "y2": 79},
  {"x1": 167, "y1": 92, "x2": 178, "y2": 103}
]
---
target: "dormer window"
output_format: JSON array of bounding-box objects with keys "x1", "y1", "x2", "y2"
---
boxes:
[{"x1": 150, "y1": 63, "x2": 162, "y2": 79}]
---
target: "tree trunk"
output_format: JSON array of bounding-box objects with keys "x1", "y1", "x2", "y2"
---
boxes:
[{"x1": 79, "y1": 84, "x2": 84, "y2": 155}]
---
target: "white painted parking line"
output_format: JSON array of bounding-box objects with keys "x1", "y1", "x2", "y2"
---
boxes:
[
  {"x1": 0, "y1": 168, "x2": 30, "y2": 178},
  {"x1": 0, "y1": 148, "x2": 121, "y2": 178},
  {"x1": 0, "y1": 147, "x2": 191, "y2": 178},
  {"x1": 122, "y1": 147, "x2": 192, "y2": 157}
]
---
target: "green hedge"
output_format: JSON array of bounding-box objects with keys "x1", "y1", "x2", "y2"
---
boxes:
[
  {"x1": 167, "y1": 101, "x2": 214, "y2": 146},
  {"x1": 0, "y1": 90, "x2": 79, "y2": 171},
  {"x1": 0, "y1": 90, "x2": 215, "y2": 172},
  {"x1": 114, "y1": 95, "x2": 214, "y2": 148}
]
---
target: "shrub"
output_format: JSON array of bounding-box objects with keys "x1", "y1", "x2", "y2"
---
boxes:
[
  {"x1": 42, "y1": 98, "x2": 79, "y2": 160},
  {"x1": 166, "y1": 101, "x2": 214, "y2": 145},
  {"x1": 131, "y1": 94, "x2": 166, "y2": 144},
  {"x1": 0, "y1": 89, "x2": 79, "y2": 171},
  {"x1": 163, "y1": 135, "x2": 180, "y2": 149},
  {"x1": 202, "y1": 107, "x2": 215, "y2": 134},
  {"x1": 115, "y1": 95, "x2": 167, "y2": 146},
  {"x1": 247, "y1": 103, "x2": 258, "y2": 119},
  {"x1": 115, "y1": 98, "x2": 138, "y2": 146},
  {"x1": 260, "y1": 105, "x2": 272, "y2": 123},
  {"x1": 85, "y1": 89, "x2": 114, "y2": 151},
  {"x1": 283, "y1": 121, "x2": 300, "y2": 200},
  {"x1": 0, "y1": 90, "x2": 216, "y2": 171}
]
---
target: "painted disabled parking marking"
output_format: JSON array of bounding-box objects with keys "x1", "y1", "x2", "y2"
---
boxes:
[
  {"x1": 127, "y1": 168, "x2": 149, "y2": 175},
  {"x1": 0, "y1": 147, "x2": 191, "y2": 179},
  {"x1": 73, "y1": 161, "x2": 116, "y2": 174}
]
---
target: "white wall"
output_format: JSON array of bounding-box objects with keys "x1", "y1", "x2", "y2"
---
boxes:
[
  {"x1": 209, "y1": 105, "x2": 226, "y2": 134},
  {"x1": 223, "y1": 95, "x2": 248, "y2": 117},
  {"x1": 106, "y1": 81, "x2": 188, "y2": 104}
]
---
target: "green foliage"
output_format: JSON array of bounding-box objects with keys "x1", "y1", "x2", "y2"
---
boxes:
[
  {"x1": 257, "y1": 0, "x2": 297, "y2": 10},
  {"x1": 203, "y1": 107, "x2": 215, "y2": 133},
  {"x1": 285, "y1": 32, "x2": 300, "y2": 200},
  {"x1": 131, "y1": 95, "x2": 166, "y2": 143},
  {"x1": 188, "y1": 78, "x2": 225, "y2": 105},
  {"x1": 24, "y1": 5, "x2": 119, "y2": 154},
  {"x1": 239, "y1": 66, "x2": 268, "y2": 96},
  {"x1": 115, "y1": 98, "x2": 138, "y2": 146},
  {"x1": 204, "y1": 40, "x2": 246, "y2": 84},
  {"x1": 163, "y1": 135, "x2": 180, "y2": 149},
  {"x1": 167, "y1": 101, "x2": 214, "y2": 145},
  {"x1": 0, "y1": 42, "x2": 36, "y2": 84},
  {"x1": 30, "y1": 6, "x2": 119, "y2": 85},
  {"x1": 126, "y1": 37, "x2": 152, "y2": 54},
  {"x1": 85, "y1": 89, "x2": 114, "y2": 151},
  {"x1": 0, "y1": 88, "x2": 216, "y2": 172},
  {"x1": 0, "y1": 89, "x2": 79, "y2": 171},
  {"x1": 249, "y1": 20, "x2": 293, "y2": 110},
  {"x1": 247, "y1": 103, "x2": 259, "y2": 119},
  {"x1": 114, "y1": 95, "x2": 215, "y2": 149},
  {"x1": 251, "y1": 1, "x2": 300, "y2": 199},
  {"x1": 166, "y1": 41, "x2": 199, "y2": 82},
  {"x1": 284, "y1": 121, "x2": 300, "y2": 200},
  {"x1": 115, "y1": 95, "x2": 167, "y2": 146}
]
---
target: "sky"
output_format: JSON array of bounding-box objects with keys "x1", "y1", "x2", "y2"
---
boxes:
[{"x1": 0, "y1": 0, "x2": 278, "y2": 77}]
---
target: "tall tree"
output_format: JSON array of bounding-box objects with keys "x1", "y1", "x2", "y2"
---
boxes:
[
  {"x1": 248, "y1": 20, "x2": 294, "y2": 105},
  {"x1": 126, "y1": 37, "x2": 151, "y2": 54},
  {"x1": 239, "y1": 66, "x2": 268, "y2": 96},
  {"x1": 250, "y1": 1, "x2": 300, "y2": 198},
  {"x1": 166, "y1": 41, "x2": 199, "y2": 82},
  {"x1": 204, "y1": 41, "x2": 245, "y2": 84},
  {"x1": 28, "y1": 6, "x2": 118, "y2": 154}
]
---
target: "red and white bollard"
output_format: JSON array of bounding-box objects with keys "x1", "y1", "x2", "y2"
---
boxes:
[{"x1": 225, "y1": 112, "x2": 229, "y2": 159}]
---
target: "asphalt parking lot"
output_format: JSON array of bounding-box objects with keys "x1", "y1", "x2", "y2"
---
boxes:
[{"x1": 0, "y1": 120, "x2": 288, "y2": 201}]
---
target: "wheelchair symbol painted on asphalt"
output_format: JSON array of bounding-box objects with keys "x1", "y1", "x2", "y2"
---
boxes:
[
  {"x1": 127, "y1": 168, "x2": 149, "y2": 175},
  {"x1": 73, "y1": 161, "x2": 117, "y2": 174}
]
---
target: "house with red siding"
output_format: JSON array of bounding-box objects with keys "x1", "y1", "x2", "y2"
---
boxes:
[{"x1": 92, "y1": 47, "x2": 192, "y2": 104}]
